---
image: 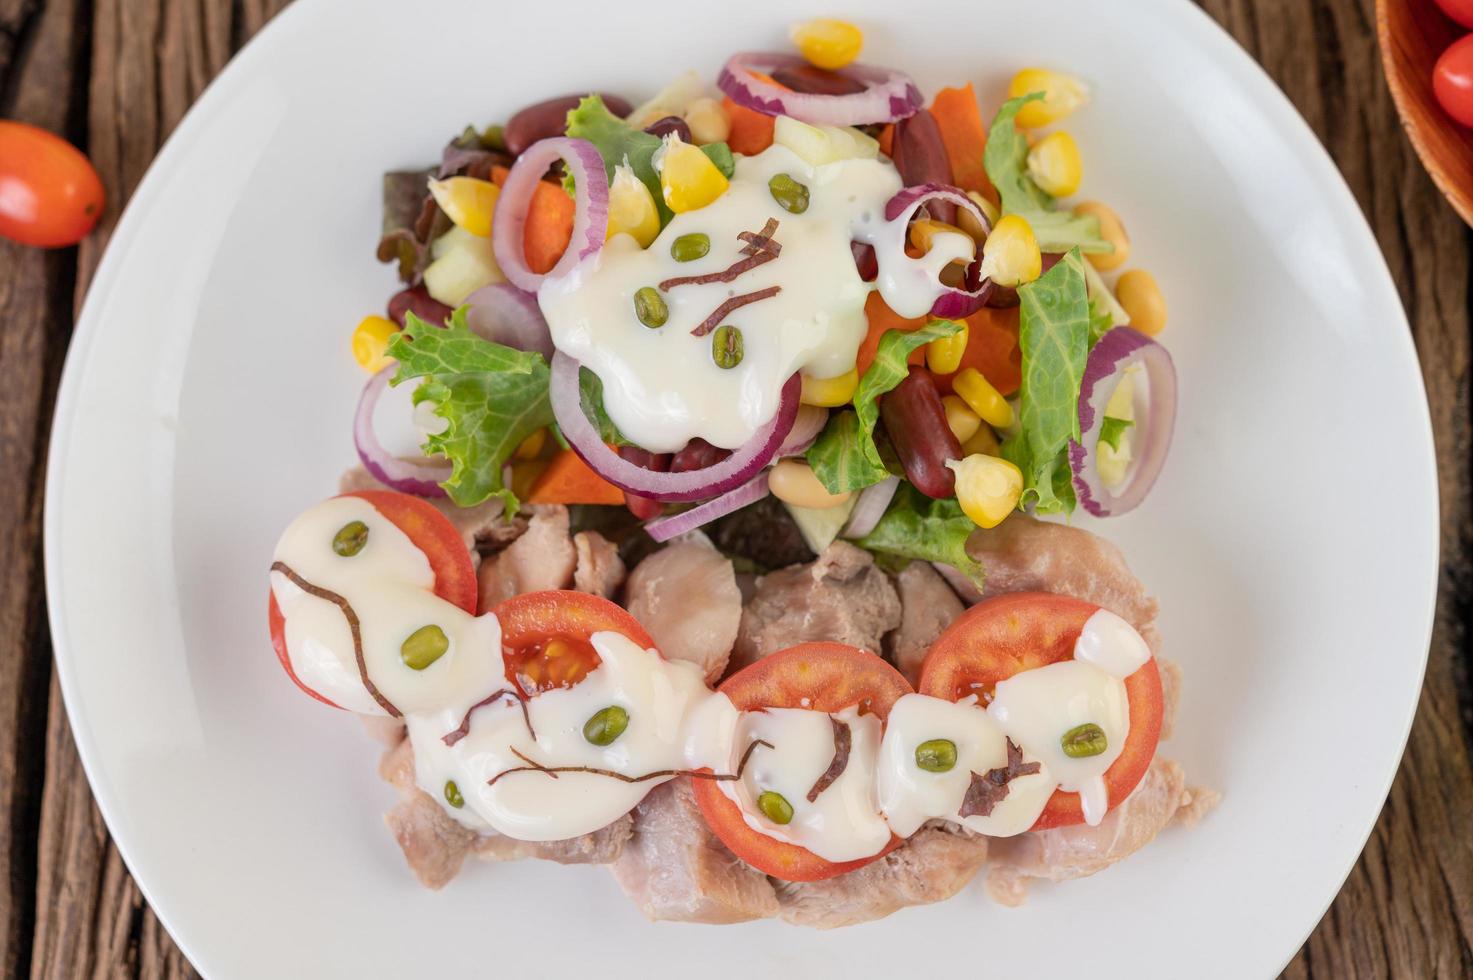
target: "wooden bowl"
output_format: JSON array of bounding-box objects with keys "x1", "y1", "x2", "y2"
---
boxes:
[{"x1": 1378, "y1": 0, "x2": 1473, "y2": 224}]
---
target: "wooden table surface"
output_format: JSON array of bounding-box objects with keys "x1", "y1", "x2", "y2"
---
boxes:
[{"x1": 1, "y1": 0, "x2": 1469, "y2": 976}]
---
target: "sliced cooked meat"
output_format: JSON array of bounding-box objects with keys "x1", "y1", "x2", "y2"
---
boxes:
[
  {"x1": 573, "y1": 530, "x2": 626, "y2": 598},
  {"x1": 773, "y1": 824, "x2": 989, "y2": 928},
  {"x1": 1173, "y1": 783, "x2": 1221, "y2": 828},
  {"x1": 625, "y1": 532, "x2": 742, "y2": 682},
  {"x1": 1158, "y1": 657, "x2": 1183, "y2": 740},
  {"x1": 887, "y1": 561, "x2": 965, "y2": 685},
  {"x1": 339, "y1": 466, "x2": 525, "y2": 563},
  {"x1": 476, "y1": 504, "x2": 576, "y2": 609},
  {"x1": 360, "y1": 714, "x2": 407, "y2": 748},
  {"x1": 983, "y1": 757, "x2": 1190, "y2": 906},
  {"x1": 707, "y1": 494, "x2": 815, "y2": 570},
  {"x1": 474, "y1": 815, "x2": 632, "y2": 864},
  {"x1": 611, "y1": 778, "x2": 779, "y2": 924},
  {"x1": 731, "y1": 541, "x2": 902, "y2": 671}
]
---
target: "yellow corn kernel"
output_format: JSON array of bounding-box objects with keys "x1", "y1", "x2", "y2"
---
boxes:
[
  {"x1": 427, "y1": 177, "x2": 499, "y2": 238},
  {"x1": 1008, "y1": 68, "x2": 1090, "y2": 128},
  {"x1": 351, "y1": 315, "x2": 399, "y2": 373},
  {"x1": 769, "y1": 459, "x2": 851, "y2": 510},
  {"x1": 515, "y1": 428, "x2": 547, "y2": 461},
  {"x1": 956, "y1": 191, "x2": 999, "y2": 243},
  {"x1": 606, "y1": 165, "x2": 660, "y2": 248},
  {"x1": 1026, "y1": 131, "x2": 1082, "y2": 198},
  {"x1": 979, "y1": 214, "x2": 1042, "y2": 288},
  {"x1": 658, "y1": 136, "x2": 729, "y2": 213},
  {"x1": 1116, "y1": 269, "x2": 1167, "y2": 335},
  {"x1": 790, "y1": 18, "x2": 863, "y2": 71},
  {"x1": 961, "y1": 421, "x2": 1001, "y2": 457},
  {"x1": 947, "y1": 454, "x2": 1023, "y2": 529},
  {"x1": 801, "y1": 368, "x2": 859, "y2": 407},
  {"x1": 684, "y1": 97, "x2": 731, "y2": 145},
  {"x1": 909, "y1": 219, "x2": 976, "y2": 265},
  {"x1": 926, "y1": 324, "x2": 970, "y2": 375},
  {"x1": 953, "y1": 367, "x2": 1014, "y2": 429},
  {"x1": 941, "y1": 394, "x2": 981, "y2": 444},
  {"x1": 1074, "y1": 201, "x2": 1130, "y2": 271}
]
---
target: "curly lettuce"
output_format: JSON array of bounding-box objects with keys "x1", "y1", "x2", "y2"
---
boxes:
[{"x1": 857, "y1": 484, "x2": 984, "y2": 590}]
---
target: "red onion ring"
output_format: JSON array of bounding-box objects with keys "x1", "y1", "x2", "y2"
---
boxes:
[
  {"x1": 841, "y1": 475, "x2": 900, "y2": 539},
  {"x1": 463, "y1": 283, "x2": 554, "y2": 358},
  {"x1": 932, "y1": 561, "x2": 983, "y2": 605},
  {"x1": 491, "y1": 137, "x2": 609, "y2": 292},
  {"x1": 353, "y1": 368, "x2": 452, "y2": 497},
  {"x1": 644, "y1": 473, "x2": 771, "y2": 543},
  {"x1": 779, "y1": 406, "x2": 828, "y2": 456},
  {"x1": 550, "y1": 352, "x2": 800, "y2": 502},
  {"x1": 717, "y1": 52, "x2": 923, "y2": 126},
  {"x1": 1068, "y1": 327, "x2": 1178, "y2": 517},
  {"x1": 884, "y1": 183, "x2": 994, "y2": 318}
]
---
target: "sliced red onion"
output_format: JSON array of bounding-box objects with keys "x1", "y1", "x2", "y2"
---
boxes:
[
  {"x1": 933, "y1": 561, "x2": 983, "y2": 605},
  {"x1": 717, "y1": 52, "x2": 923, "y2": 126},
  {"x1": 463, "y1": 283, "x2": 553, "y2": 358},
  {"x1": 841, "y1": 475, "x2": 900, "y2": 539},
  {"x1": 353, "y1": 368, "x2": 452, "y2": 497},
  {"x1": 645, "y1": 472, "x2": 770, "y2": 543},
  {"x1": 779, "y1": 406, "x2": 828, "y2": 456},
  {"x1": 884, "y1": 183, "x2": 994, "y2": 318},
  {"x1": 1069, "y1": 327, "x2": 1178, "y2": 517},
  {"x1": 550, "y1": 351, "x2": 800, "y2": 502},
  {"x1": 491, "y1": 137, "x2": 609, "y2": 292}
]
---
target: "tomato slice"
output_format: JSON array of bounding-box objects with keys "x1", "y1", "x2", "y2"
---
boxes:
[
  {"x1": 268, "y1": 490, "x2": 479, "y2": 708},
  {"x1": 692, "y1": 643, "x2": 913, "y2": 882},
  {"x1": 917, "y1": 591, "x2": 1163, "y2": 830},
  {"x1": 492, "y1": 590, "x2": 655, "y2": 698}
]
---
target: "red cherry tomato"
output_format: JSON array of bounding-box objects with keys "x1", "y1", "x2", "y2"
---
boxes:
[
  {"x1": 1434, "y1": 0, "x2": 1473, "y2": 29},
  {"x1": 268, "y1": 490, "x2": 479, "y2": 708},
  {"x1": 1435, "y1": 34, "x2": 1473, "y2": 128},
  {"x1": 492, "y1": 590, "x2": 654, "y2": 698},
  {"x1": 0, "y1": 121, "x2": 105, "y2": 247},
  {"x1": 918, "y1": 592, "x2": 1163, "y2": 831},
  {"x1": 692, "y1": 643, "x2": 913, "y2": 882}
]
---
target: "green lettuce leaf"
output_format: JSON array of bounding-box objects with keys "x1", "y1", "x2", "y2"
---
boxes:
[
  {"x1": 982, "y1": 95, "x2": 1110, "y2": 254},
  {"x1": 857, "y1": 484, "x2": 985, "y2": 590},
  {"x1": 1001, "y1": 249, "x2": 1091, "y2": 515},
  {"x1": 578, "y1": 366, "x2": 627, "y2": 445},
  {"x1": 1099, "y1": 416, "x2": 1133, "y2": 452},
  {"x1": 388, "y1": 307, "x2": 554, "y2": 516},
  {"x1": 807, "y1": 319, "x2": 964, "y2": 494}
]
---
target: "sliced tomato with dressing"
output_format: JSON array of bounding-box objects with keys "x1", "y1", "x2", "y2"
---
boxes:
[
  {"x1": 491, "y1": 590, "x2": 655, "y2": 698},
  {"x1": 268, "y1": 490, "x2": 478, "y2": 709},
  {"x1": 692, "y1": 642, "x2": 913, "y2": 882},
  {"x1": 917, "y1": 591, "x2": 1163, "y2": 830}
]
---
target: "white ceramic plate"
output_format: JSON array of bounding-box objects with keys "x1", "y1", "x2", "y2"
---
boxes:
[{"x1": 44, "y1": 0, "x2": 1437, "y2": 976}]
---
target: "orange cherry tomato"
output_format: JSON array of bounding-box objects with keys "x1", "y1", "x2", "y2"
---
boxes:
[
  {"x1": 267, "y1": 490, "x2": 478, "y2": 709},
  {"x1": 1434, "y1": 34, "x2": 1473, "y2": 128},
  {"x1": 492, "y1": 590, "x2": 654, "y2": 698},
  {"x1": 0, "y1": 121, "x2": 105, "y2": 247}
]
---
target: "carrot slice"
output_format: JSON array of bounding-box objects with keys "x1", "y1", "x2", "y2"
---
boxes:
[
  {"x1": 938, "y1": 305, "x2": 1021, "y2": 398},
  {"x1": 930, "y1": 84, "x2": 998, "y2": 204},
  {"x1": 523, "y1": 180, "x2": 575, "y2": 274},
  {"x1": 877, "y1": 123, "x2": 895, "y2": 158},
  {"x1": 723, "y1": 97, "x2": 775, "y2": 155},
  {"x1": 857, "y1": 292, "x2": 927, "y2": 377},
  {"x1": 527, "y1": 449, "x2": 626, "y2": 505}
]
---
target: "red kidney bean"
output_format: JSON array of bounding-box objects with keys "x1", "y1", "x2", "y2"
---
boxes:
[
  {"x1": 770, "y1": 64, "x2": 867, "y2": 96},
  {"x1": 644, "y1": 115, "x2": 693, "y2": 143},
  {"x1": 984, "y1": 252, "x2": 1064, "y2": 308},
  {"x1": 891, "y1": 109, "x2": 955, "y2": 225},
  {"x1": 505, "y1": 93, "x2": 633, "y2": 156},
  {"x1": 880, "y1": 367, "x2": 962, "y2": 498},
  {"x1": 851, "y1": 241, "x2": 878, "y2": 282},
  {"x1": 669, "y1": 438, "x2": 731, "y2": 473},
  {"x1": 387, "y1": 286, "x2": 453, "y2": 328},
  {"x1": 618, "y1": 446, "x2": 672, "y2": 521}
]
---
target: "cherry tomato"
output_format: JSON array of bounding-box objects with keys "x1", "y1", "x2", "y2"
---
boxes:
[
  {"x1": 492, "y1": 590, "x2": 654, "y2": 698},
  {"x1": 692, "y1": 643, "x2": 912, "y2": 882},
  {"x1": 918, "y1": 592, "x2": 1163, "y2": 831},
  {"x1": 1434, "y1": 0, "x2": 1473, "y2": 29},
  {"x1": 0, "y1": 121, "x2": 105, "y2": 247},
  {"x1": 1434, "y1": 34, "x2": 1473, "y2": 128},
  {"x1": 268, "y1": 490, "x2": 478, "y2": 708}
]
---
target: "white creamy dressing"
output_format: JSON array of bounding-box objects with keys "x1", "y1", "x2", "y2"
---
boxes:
[
  {"x1": 537, "y1": 141, "x2": 970, "y2": 452},
  {"x1": 272, "y1": 500, "x2": 1156, "y2": 847}
]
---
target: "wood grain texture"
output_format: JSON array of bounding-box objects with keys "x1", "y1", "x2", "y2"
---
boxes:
[{"x1": 0, "y1": 1, "x2": 1466, "y2": 977}]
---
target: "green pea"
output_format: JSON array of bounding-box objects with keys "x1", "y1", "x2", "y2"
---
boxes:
[
  {"x1": 1061, "y1": 722, "x2": 1108, "y2": 758},
  {"x1": 444, "y1": 780, "x2": 464, "y2": 808},
  {"x1": 401, "y1": 625, "x2": 449, "y2": 671},
  {"x1": 915, "y1": 738, "x2": 958, "y2": 773},
  {"x1": 634, "y1": 286, "x2": 668, "y2": 328},
  {"x1": 768, "y1": 173, "x2": 810, "y2": 214},
  {"x1": 480, "y1": 124, "x2": 507, "y2": 152},
  {"x1": 583, "y1": 705, "x2": 630, "y2": 746},
  {"x1": 757, "y1": 790, "x2": 794, "y2": 825},
  {"x1": 711, "y1": 324, "x2": 744, "y2": 369},
  {"x1": 332, "y1": 520, "x2": 369, "y2": 557},
  {"x1": 670, "y1": 232, "x2": 710, "y2": 262}
]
